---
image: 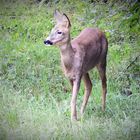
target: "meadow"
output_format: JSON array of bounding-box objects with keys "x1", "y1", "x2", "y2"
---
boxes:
[{"x1": 0, "y1": 0, "x2": 140, "y2": 139}]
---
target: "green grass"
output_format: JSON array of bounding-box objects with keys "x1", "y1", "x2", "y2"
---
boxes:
[{"x1": 0, "y1": 0, "x2": 140, "y2": 140}]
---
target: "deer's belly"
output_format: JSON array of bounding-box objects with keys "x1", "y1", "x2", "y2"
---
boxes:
[{"x1": 83, "y1": 58, "x2": 99, "y2": 73}]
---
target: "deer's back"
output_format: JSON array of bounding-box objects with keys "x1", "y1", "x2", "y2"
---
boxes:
[{"x1": 71, "y1": 28, "x2": 108, "y2": 72}]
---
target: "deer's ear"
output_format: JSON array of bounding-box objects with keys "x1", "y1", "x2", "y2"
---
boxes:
[
  {"x1": 54, "y1": 10, "x2": 71, "y2": 28},
  {"x1": 54, "y1": 9, "x2": 63, "y2": 23},
  {"x1": 62, "y1": 13, "x2": 71, "y2": 28}
]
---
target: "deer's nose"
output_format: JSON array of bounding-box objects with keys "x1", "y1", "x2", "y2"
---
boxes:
[{"x1": 44, "y1": 40, "x2": 53, "y2": 45}]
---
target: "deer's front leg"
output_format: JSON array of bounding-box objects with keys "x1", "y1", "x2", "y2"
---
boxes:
[
  {"x1": 81, "y1": 73, "x2": 92, "y2": 115},
  {"x1": 71, "y1": 78, "x2": 81, "y2": 121}
]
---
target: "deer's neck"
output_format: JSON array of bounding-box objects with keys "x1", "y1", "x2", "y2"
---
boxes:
[
  {"x1": 60, "y1": 40, "x2": 74, "y2": 71},
  {"x1": 60, "y1": 42, "x2": 73, "y2": 55}
]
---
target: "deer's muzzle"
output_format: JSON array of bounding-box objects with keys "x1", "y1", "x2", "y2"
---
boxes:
[{"x1": 44, "y1": 40, "x2": 53, "y2": 45}]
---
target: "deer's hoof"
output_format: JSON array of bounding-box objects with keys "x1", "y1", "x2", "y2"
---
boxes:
[{"x1": 71, "y1": 116, "x2": 77, "y2": 122}]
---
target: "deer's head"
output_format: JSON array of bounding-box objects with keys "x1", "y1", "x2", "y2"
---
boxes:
[{"x1": 44, "y1": 10, "x2": 71, "y2": 47}]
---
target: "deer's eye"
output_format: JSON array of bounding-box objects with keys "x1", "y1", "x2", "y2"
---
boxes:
[{"x1": 57, "y1": 31, "x2": 62, "y2": 34}]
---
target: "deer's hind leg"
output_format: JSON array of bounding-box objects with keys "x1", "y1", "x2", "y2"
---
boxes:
[
  {"x1": 80, "y1": 73, "x2": 92, "y2": 115},
  {"x1": 97, "y1": 61, "x2": 107, "y2": 111}
]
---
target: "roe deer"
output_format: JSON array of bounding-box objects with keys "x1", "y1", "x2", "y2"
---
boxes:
[{"x1": 44, "y1": 10, "x2": 108, "y2": 121}]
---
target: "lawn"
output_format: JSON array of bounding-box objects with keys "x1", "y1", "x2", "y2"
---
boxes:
[{"x1": 0, "y1": 0, "x2": 140, "y2": 140}]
